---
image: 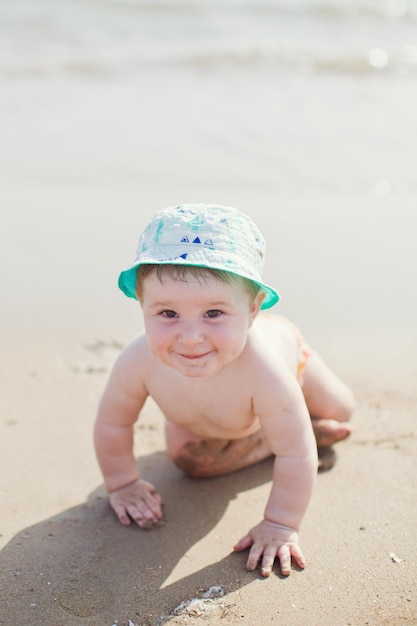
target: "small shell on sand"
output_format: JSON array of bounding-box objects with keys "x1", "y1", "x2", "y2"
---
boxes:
[
  {"x1": 389, "y1": 551, "x2": 402, "y2": 563},
  {"x1": 172, "y1": 586, "x2": 225, "y2": 616}
]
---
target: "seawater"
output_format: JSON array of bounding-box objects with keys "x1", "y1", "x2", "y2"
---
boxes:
[
  {"x1": 1, "y1": 0, "x2": 416, "y2": 197},
  {"x1": 1, "y1": 0, "x2": 417, "y2": 76}
]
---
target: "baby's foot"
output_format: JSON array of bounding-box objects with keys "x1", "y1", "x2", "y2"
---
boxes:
[
  {"x1": 317, "y1": 447, "x2": 337, "y2": 472},
  {"x1": 311, "y1": 418, "x2": 353, "y2": 448}
]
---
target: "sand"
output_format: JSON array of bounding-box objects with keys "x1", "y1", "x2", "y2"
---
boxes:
[
  {"x1": 1, "y1": 189, "x2": 417, "y2": 626},
  {"x1": 2, "y1": 0, "x2": 417, "y2": 620}
]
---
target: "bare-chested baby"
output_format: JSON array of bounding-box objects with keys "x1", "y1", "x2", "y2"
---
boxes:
[{"x1": 94, "y1": 203, "x2": 355, "y2": 577}]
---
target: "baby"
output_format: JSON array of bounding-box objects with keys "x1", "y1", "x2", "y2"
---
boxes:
[{"x1": 94, "y1": 204, "x2": 354, "y2": 577}]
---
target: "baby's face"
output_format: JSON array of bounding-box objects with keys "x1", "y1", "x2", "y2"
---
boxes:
[{"x1": 141, "y1": 271, "x2": 262, "y2": 378}]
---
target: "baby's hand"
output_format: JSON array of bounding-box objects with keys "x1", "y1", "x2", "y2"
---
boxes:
[
  {"x1": 109, "y1": 478, "x2": 162, "y2": 529},
  {"x1": 233, "y1": 519, "x2": 305, "y2": 577}
]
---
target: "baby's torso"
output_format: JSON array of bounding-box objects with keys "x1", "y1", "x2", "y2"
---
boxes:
[
  {"x1": 146, "y1": 361, "x2": 261, "y2": 438},
  {"x1": 140, "y1": 314, "x2": 302, "y2": 439}
]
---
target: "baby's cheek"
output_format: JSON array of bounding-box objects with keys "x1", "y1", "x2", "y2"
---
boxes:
[
  {"x1": 146, "y1": 333, "x2": 167, "y2": 357},
  {"x1": 151, "y1": 337, "x2": 168, "y2": 354},
  {"x1": 221, "y1": 332, "x2": 247, "y2": 360}
]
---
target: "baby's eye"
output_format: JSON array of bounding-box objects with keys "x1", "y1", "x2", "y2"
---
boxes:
[
  {"x1": 161, "y1": 310, "x2": 178, "y2": 319},
  {"x1": 205, "y1": 309, "x2": 222, "y2": 319}
]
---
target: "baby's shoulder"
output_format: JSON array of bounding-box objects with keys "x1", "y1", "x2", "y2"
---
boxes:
[
  {"x1": 250, "y1": 315, "x2": 292, "y2": 354},
  {"x1": 244, "y1": 332, "x2": 287, "y2": 377},
  {"x1": 113, "y1": 332, "x2": 152, "y2": 374},
  {"x1": 246, "y1": 316, "x2": 299, "y2": 383},
  {"x1": 105, "y1": 331, "x2": 156, "y2": 399}
]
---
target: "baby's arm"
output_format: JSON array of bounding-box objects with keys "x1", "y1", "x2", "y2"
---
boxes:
[
  {"x1": 234, "y1": 373, "x2": 317, "y2": 576},
  {"x1": 94, "y1": 339, "x2": 162, "y2": 528}
]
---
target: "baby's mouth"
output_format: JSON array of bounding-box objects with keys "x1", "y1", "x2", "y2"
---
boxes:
[{"x1": 179, "y1": 352, "x2": 210, "y2": 360}]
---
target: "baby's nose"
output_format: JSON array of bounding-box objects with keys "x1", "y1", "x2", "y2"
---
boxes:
[{"x1": 179, "y1": 321, "x2": 204, "y2": 344}]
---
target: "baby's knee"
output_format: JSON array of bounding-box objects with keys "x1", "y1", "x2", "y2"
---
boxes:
[
  {"x1": 167, "y1": 445, "x2": 217, "y2": 478},
  {"x1": 331, "y1": 386, "x2": 356, "y2": 422},
  {"x1": 168, "y1": 451, "x2": 202, "y2": 477}
]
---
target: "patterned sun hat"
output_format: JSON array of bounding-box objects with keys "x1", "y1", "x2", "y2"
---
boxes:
[{"x1": 118, "y1": 203, "x2": 280, "y2": 310}]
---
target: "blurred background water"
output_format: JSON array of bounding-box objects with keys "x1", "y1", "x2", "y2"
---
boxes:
[
  {"x1": 1, "y1": 0, "x2": 416, "y2": 348},
  {"x1": 1, "y1": 0, "x2": 416, "y2": 192}
]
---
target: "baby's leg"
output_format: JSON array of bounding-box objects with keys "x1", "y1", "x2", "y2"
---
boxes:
[
  {"x1": 165, "y1": 422, "x2": 273, "y2": 478},
  {"x1": 302, "y1": 352, "x2": 355, "y2": 448}
]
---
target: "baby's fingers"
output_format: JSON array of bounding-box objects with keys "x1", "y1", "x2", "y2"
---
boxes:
[
  {"x1": 112, "y1": 503, "x2": 132, "y2": 527},
  {"x1": 277, "y1": 544, "x2": 292, "y2": 576},
  {"x1": 126, "y1": 500, "x2": 160, "y2": 528},
  {"x1": 145, "y1": 490, "x2": 163, "y2": 518},
  {"x1": 245, "y1": 544, "x2": 265, "y2": 572},
  {"x1": 233, "y1": 534, "x2": 254, "y2": 552},
  {"x1": 110, "y1": 494, "x2": 161, "y2": 528},
  {"x1": 288, "y1": 543, "x2": 306, "y2": 571},
  {"x1": 260, "y1": 547, "x2": 278, "y2": 577},
  {"x1": 278, "y1": 543, "x2": 306, "y2": 576}
]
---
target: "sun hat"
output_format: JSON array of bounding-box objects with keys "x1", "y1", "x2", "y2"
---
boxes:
[{"x1": 118, "y1": 203, "x2": 280, "y2": 310}]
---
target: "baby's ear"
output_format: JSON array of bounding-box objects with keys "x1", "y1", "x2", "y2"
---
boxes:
[
  {"x1": 249, "y1": 291, "x2": 265, "y2": 326},
  {"x1": 134, "y1": 287, "x2": 143, "y2": 305}
]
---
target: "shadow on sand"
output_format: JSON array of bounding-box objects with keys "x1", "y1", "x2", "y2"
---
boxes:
[{"x1": 0, "y1": 452, "x2": 287, "y2": 625}]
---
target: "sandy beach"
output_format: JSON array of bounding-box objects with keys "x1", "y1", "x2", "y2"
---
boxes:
[
  {"x1": 1, "y1": 1, "x2": 417, "y2": 623},
  {"x1": 1, "y1": 189, "x2": 417, "y2": 626}
]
